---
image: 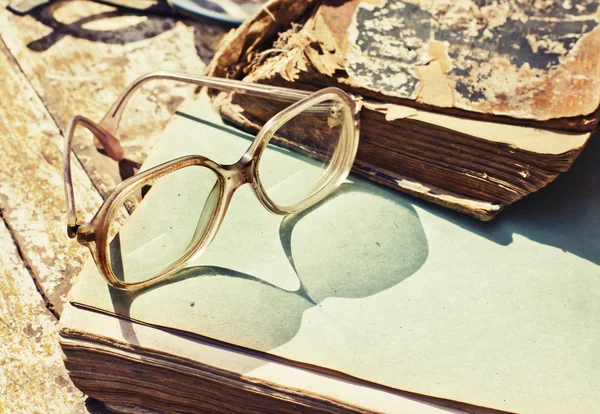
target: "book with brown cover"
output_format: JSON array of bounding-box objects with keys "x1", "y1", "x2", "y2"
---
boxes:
[{"x1": 206, "y1": 0, "x2": 598, "y2": 220}]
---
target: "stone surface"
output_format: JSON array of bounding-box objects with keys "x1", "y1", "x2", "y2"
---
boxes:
[
  {"x1": 0, "y1": 1, "x2": 228, "y2": 410},
  {"x1": 0, "y1": 221, "x2": 86, "y2": 412},
  {"x1": 0, "y1": 0, "x2": 227, "y2": 197}
]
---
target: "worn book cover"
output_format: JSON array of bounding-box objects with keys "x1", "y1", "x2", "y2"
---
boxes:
[
  {"x1": 210, "y1": 0, "x2": 600, "y2": 130},
  {"x1": 206, "y1": 0, "x2": 595, "y2": 219}
]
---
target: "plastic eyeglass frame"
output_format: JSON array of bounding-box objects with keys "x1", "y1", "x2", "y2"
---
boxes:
[{"x1": 63, "y1": 71, "x2": 361, "y2": 291}]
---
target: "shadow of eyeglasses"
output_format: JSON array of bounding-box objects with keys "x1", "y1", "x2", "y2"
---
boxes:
[{"x1": 25, "y1": 1, "x2": 180, "y2": 52}]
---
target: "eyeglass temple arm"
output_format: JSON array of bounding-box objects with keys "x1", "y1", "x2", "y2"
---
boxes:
[
  {"x1": 64, "y1": 115, "x2": 120, "y2": 236},
  {"x1": 97, "y1": 70, "x2": 314, "y2": 160}
]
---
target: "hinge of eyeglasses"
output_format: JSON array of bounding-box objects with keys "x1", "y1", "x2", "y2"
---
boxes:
[
  {"x1": 326, "y1": 103, "x2": 344, "y2": 128},
  {"x1": 67, "y1": 224, "x2": 80, "y2": 239}
]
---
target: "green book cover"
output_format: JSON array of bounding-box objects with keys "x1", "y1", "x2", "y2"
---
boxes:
[{"x1": 69, "y1": 94, "x2": 600, "y2": 413}]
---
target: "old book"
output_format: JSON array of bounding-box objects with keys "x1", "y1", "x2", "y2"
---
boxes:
[
  {"x1": 59, "y1": 94, "x2": 600, "y2": 413},
  {"x1": 206, "y1": 0, "x2": 598, "y2": 220}
]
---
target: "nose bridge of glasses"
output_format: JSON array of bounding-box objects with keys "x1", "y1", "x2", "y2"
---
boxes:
[{"x1": 220, "y1": 152, "x2": 255, "y2": 189}]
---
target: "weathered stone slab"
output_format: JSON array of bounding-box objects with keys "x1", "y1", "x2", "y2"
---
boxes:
[
  {"x1": 0, "y1": 35, "x2": 102, "y2": 316},
  {"x1": 0, "y1": 0, "x2": 227, "y2": 196},
  {"x1": 0, "y1": 221, "x2": 86, "y2": 412}
]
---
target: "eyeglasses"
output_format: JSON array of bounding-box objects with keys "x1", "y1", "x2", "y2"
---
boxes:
[{"x1": 64, "y1": 71, "x2": 361, "y2": 291}]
